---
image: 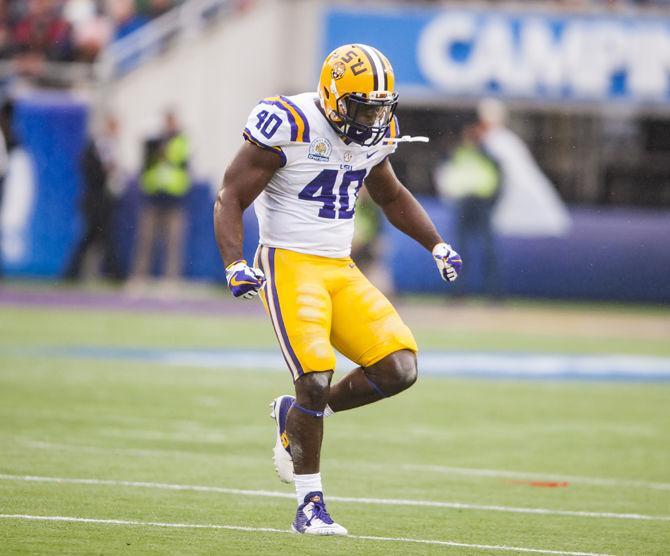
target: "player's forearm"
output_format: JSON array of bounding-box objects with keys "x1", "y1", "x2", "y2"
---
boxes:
[
  {"x1": 213, "y1": 187, "x2": 245, "y2": 267},
  {"x1": 381, "y1": 188, "x2": 443, "y2": 252}
]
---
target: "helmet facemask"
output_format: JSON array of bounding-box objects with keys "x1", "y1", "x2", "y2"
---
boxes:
[{"x1": 333, "y1": 91, "x2": 398, "y2": 147}]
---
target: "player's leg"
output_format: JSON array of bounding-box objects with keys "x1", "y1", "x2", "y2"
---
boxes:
[
  {"x1": 288, "y1": 370, "x2": 332, "y2": 473},
  {"x1": 287, "y1": 371, "x2": 346, "y2": 535},
  {"x1": 164, "y1": 205, "x2": 186, "y2": 281},
  {"x1": 128, "y1": 204, "x2": 158, "y2": 282},
  {"x1": 100, "y1": 201, "x2": 124, "y2": 281},
  {"x1": 62, "y1": 215, "x2": 97, "y2": 280},
  {"x1": 327, "y1": 348, "x2": 417, "y2": 412},
  {"x1": 328, "y1": 261, "x2": 419, "y2": 412},
  {"x1": 480, "y1": 208, "x2": 502, "y2": 300},
  {"x1": 256, "y1": 246, "x2": 347, "y2": 535}
]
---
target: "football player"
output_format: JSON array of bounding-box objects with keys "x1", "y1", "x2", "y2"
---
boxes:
[{"x1": 214, "y1": 44, "x2": 462, "y2": 535}]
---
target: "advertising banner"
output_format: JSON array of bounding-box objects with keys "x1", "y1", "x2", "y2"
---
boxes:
[{"x1": 324, "y1": 7, "x2": 670, "y2": 106}]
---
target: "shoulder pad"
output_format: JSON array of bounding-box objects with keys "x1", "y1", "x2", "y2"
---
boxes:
[{"x1": 244, "y1": 96, "x2": 311, "y2": 149}]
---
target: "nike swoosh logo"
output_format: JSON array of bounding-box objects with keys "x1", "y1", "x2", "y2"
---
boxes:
[
  {"x1": 230, "y1": 276, "x2": 258, "y2": 287},
  {"x1": 366, "y1": 151, "x2": 378, "y2": 159}
]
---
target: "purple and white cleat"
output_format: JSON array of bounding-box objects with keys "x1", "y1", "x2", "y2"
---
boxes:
[
  {"x1": 291, "y1": 491, "x2": 347, "y2": 536},
  {"x1": 269, "y1": 395, "x2": 295, "y2": 483}
]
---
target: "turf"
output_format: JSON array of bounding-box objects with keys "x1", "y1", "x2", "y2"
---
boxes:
[{"x1": 1, "y1": 299, "x2": 669, "y2": 555}]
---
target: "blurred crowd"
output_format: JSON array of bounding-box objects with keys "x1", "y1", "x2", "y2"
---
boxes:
[
  {"x1": 0, "y1": 0, "x2": 183, "y2": 64},
  {"x1": 0, "y1": 0, "x2": 667, "y2": 68},
  {"x1": 2, "y1": 0, "x2": 668, "y2": 67}
]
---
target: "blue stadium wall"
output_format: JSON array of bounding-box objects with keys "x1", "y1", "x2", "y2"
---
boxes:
[
  {"x1": 385, "y1": 198, "x2": 670, "y2": 303},
  {"x1": 9, "y1": 94, "x2": 88, "y2": 276},
  {"x1": 5, "y1": 94, "x2": 670, "y2": 303}
]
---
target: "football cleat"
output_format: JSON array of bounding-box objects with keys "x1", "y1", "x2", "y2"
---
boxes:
[
  {"x1": 270, "y1": 395, "x2": 295, "y2": 483},
  {"x1": 291, "y1": 491, "x2": 347, "y2": 536}
]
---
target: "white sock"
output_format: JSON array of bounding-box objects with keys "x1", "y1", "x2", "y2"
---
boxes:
[
  {"x1": 323, "y1": 404, "x2": 334, "y2": 418},
  {"x1": 294, "y1": 472, "x2": 323, "y2": 503}
]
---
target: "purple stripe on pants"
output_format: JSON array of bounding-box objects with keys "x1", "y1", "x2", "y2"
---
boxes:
[{"x1": 268, "y1": 247, "x2": 304, "y2": 377}]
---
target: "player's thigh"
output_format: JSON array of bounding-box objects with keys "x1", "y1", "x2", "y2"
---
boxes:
[
  {"x1": 330, "y1": 267, "x2": 417, "y2": 368},
  {"x1": 256, "y1": 246, "x2": 336, "y2": 379}
]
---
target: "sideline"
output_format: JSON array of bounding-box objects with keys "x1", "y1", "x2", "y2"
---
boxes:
[{"x1": 16, "y1": 346, "x2": 670, "y2": 381}]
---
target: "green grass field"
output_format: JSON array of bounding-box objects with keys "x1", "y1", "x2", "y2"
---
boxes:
[{"x1": 1, "y1": 294, "x2": 669, "y2": 555}]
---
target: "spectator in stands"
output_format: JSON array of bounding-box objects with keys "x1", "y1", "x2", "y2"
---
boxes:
[
  {"x1": 0, "y1": 3, "x2": 13, "y2": 59},
  {"x1": 3, "y1": 0, "x2": 670, "y2": 67},
  {"x1": 13, "y1": 0, "x2": 74, "y2": 62},
  {"x1": 65, "y1": 0, "x2": 113, "y2": 62},
  {"x1": 127, "y1": 109, "x2": 190, "y2": 294},
  {"x1": 110, "y1": 0, "x2": 149, "y2": 41},
  {"x1": 109, "y1": 0, "x2": 180, "y2": 42},
  {"x1": 434, "y1": 121, "x2": 502, "y2": 300},
  {"x1": 63, "y1": 113, "x2": 124, "y2": 282},
  {"x1": 146, "y1": 0, "x2": 174, "y2": 18},
  {"x1": 475, "y1": 98, "x2": 570, "y2": 238}
]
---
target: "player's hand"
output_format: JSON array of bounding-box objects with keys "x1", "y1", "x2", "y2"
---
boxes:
[
  {"x1": 225, "y1": 259, "x2": 266, "y2": 299},
  {"x1": 432, "y1": 243, "x2": 462, "y2": 283}
]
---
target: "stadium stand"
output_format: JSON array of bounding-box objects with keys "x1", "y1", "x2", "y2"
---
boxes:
[
  {"x1": 0, "y1": 0, "x2": 186, "y2": 63},
  {"x1": 0, "y1": 0, "x2": 669, "y2": 302}
]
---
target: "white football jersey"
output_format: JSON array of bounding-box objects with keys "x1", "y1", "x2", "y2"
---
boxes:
[{"x1": 243, "y1": 92, "x2": 399, "y2": 258}]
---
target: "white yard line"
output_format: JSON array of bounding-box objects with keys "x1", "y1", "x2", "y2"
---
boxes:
[
  {"x1": 15, "y1": 438, "x2": 670, "y2": 491},
  {"x1": 1, "y1": 474, "x2": 668, "y2": 522},
  {"x1": 0, "y1": 513, "x2": 613, "y2": 556},
  {"x1": 400, "y1": 464, "x2": 670, "y2": 492}
]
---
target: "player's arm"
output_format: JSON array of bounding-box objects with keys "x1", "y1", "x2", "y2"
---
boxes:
[
  {"x1": 366, "y1": 158, "x2": 442, "y2": 251},
  {"x1": 213, "y1": 142, "x2": 281, "y2": 297},
  {"x1": 366, "y1": 157, "x2": 462, "y2": 282}
]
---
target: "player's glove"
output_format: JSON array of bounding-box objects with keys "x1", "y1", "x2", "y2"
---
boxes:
[
  {"x1": 432, "y1": 243, "x2": 462, "y2": 283},
  {"x1": 225, "y1": 259, "x2": 266, "y2": 299}
]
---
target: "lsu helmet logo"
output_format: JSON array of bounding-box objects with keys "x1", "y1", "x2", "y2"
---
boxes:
[{"x1": 331, "y1": 61, "x2": 346, "y2": 80}]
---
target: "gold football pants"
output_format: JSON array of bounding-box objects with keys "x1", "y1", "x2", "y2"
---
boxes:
[{"x1": 255, "y1": 245, "x2": 417, "y2": 381}]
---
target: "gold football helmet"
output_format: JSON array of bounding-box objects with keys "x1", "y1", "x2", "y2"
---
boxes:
[{"x1": 318, "y1": 44, "x2": 399, "y2": 147}]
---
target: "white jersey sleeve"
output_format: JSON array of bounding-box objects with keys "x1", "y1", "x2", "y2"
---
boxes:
[{"x1": 244, "y1": 96, "x2": 311, "y2": 167}]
